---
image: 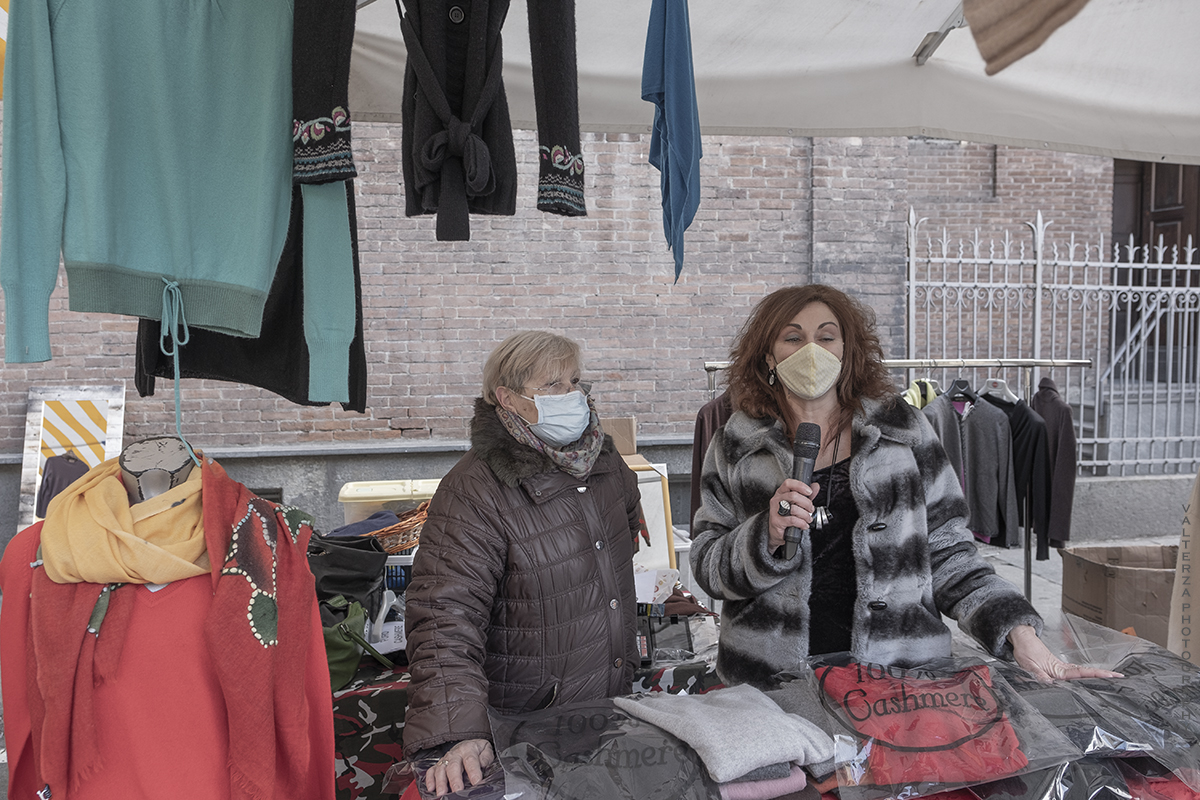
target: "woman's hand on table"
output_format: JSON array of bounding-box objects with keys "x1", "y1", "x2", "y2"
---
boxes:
[
  {"x1": 1008, "y1": 625, "x2": 1123, "y2": 681},
  {"x1": 426, "y1": 738, "x2": 495, "y2": 797},
  {"x1": 769, "y1": 478, "x2": 819, "y2": 553}
]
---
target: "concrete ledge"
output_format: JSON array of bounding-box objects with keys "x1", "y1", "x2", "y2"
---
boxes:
[{"x1": 1070, "y1": 473, "x2": 1192, "y2": 543}]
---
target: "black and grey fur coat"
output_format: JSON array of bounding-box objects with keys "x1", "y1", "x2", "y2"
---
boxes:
[{"x1": 690, "y1": 395, "x2": 1042, "y2": 688}]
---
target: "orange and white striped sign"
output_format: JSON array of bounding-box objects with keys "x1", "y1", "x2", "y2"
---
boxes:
[
  {"x1": 0, "y1": 0, "x2": 9, "y2": 100},
  {"x1": 38, "y1": 399, "x2": 110, "y2": 472}
]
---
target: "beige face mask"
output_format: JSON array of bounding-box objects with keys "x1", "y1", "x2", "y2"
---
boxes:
[{"x1": 775, "y1": 342, "x2": 842, "y2": 400}]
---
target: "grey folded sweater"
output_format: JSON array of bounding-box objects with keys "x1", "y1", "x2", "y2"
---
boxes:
[{"x1": 614, "y1": 685, "x2": 835, "y2": 783}]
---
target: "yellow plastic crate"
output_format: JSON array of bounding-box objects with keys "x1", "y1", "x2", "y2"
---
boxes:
[{"x1": 337, "y1": 479, "x2": 441, "y2": 525}]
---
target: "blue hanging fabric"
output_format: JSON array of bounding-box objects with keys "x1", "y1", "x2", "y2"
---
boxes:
[{"x1": 641, "y1": 0, "x2": 702, "y2": 282}]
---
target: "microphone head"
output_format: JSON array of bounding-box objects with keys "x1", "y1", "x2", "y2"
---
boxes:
[{"x1": 794, "y1": 422, "x2": 821, "y2": 460}]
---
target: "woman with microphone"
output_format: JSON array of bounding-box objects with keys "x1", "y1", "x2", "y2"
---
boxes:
[{"x1": 689, "y1": 285, "x2": 1115, "y2": 689}]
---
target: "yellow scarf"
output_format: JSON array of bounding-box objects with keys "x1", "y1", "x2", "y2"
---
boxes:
[{"x1": 40, "y1": 458, "x2": 207, "y2": 584}]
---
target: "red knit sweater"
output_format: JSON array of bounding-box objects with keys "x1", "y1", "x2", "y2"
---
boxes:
[{"x1": 0, "y1": 523, "x2": 336, "y2": 800}]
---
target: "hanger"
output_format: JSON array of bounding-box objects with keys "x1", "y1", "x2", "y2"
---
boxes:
[
  {"x1": 981, "y1": 377, "x2": 1019, "y2": 404},
  {"x1": 947, "y1": 379, "x2": 979, "y2": 403}
]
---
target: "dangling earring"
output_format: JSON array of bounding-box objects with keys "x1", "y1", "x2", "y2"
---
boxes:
[{"x1": 768, "y1": 369, "x2": 777, "y2": 386}]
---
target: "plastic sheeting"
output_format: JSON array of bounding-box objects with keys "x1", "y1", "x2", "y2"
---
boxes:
[
  {"x1": 489, "y1": 700, "x2": 719, "y2": 800},
  {"x1": 806, "y1": 655, "x2": 1084, "y2": 800}
]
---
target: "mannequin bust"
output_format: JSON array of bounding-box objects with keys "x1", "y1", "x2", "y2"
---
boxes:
[{"x1": 119, "y1": 437, "x2": 196, "y2": 505}]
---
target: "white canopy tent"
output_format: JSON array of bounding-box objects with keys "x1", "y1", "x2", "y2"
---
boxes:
[{"x1": 350, "y1": 0, "x2": 1200, "y2": 165}]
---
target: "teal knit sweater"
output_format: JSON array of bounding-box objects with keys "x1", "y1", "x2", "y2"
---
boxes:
[{"x1": 1, "y1": 0, "x2": 319, "y2": 367}]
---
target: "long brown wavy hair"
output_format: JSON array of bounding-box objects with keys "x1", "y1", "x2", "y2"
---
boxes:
[{"x1": 726, "y1": 285, "x2": 895, "y2": 442}]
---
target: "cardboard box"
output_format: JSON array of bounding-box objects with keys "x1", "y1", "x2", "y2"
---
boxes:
[
  {"x1": 622, "y1": 453, "x2": 653, "y2": 470},
  {"x1": 1060, "y1": 545, "x2": 1178, "y2": 647},
  {"x1": 605, "y1": 416, "x2": 637, "y2": 456}
]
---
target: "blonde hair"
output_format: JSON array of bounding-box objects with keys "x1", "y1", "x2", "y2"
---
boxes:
[{"x1": 482, "y1": 331, "x2": 582, "y2": 406}]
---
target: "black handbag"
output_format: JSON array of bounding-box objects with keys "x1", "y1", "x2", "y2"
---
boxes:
[{"x1": 307, "y1": 530, "x2": 388, "y2": 620}]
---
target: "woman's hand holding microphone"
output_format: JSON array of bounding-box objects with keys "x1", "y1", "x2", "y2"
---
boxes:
[{"x1": 769, "y1": 479, "x2": 819, "y2": 553}]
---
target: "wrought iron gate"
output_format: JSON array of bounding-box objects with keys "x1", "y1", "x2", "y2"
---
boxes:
[{"x1": 906, "y1": 208, "x2": 1200, "y2": 476}]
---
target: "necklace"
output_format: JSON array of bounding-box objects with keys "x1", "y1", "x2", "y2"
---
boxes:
[{"x1": 812, "y1": 429, "x2": 842, "y2": 531}]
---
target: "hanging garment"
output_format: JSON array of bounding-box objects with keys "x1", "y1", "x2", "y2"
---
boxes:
[
  {"x1": 981, "y1": 396, "x2": 1053, "y2": 559},
  {"x1": 962, "y1": 0, "x2": 1092, "y2": 75},
  {"x1": 399, "y1": 0, "x2": 587, "y2": 241},
  {"x1": 527, "y1": 0, "x2": 587, "y2": 216},
  {"x1": 1, "y1": 0, "x2": 297, "y2": 363},
  {"x1": 1030, "y1": 377, "x2": 1077, "y2": 548},
  {"x1": 642, "y1": 0, "x2": 702, "y2": 280},
  {"x1": 689, "y1": 390, "x2": 734, "y2": 527},
  {"x1": 34, "y1": 452, "x2": 90, "y2": 518},
  {"x1": 135, "y1": 0, "x2": 362, "y2": 405},
  {"x1": 0, "y1": 457, "x2": 335, "y2": 800},
  {"x1": 292, "y1": 0, "x2": 358, "y2": 185},
  {"x1": 923, "y1": 394, "x2": 1021, "y2": 548},
  {"x1": 400, "y1": 0, "x2": 514, "y2": 241},
  {"x1": 902, "y1": 379, "x2": 941, "y2": 409},
  {"x1": 291, "y1": 0, "x2": 360, "y2": 400},
  {"x1": 135, "y1": 182, "x2": 368, "y2": 411}
]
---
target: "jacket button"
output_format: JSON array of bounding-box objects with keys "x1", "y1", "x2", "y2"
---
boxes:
[
  {"x1": 577, "y1": 486, "x2": 587, "y2": 493},
  {"x1": 448, "y1": 5, "x2": 465, "y2": 23},
  {"x1": 595, "y1": 541, "x2": 604, "y2": 550},
  {"x1": 535, "y1": 490, "x2": 542, "y2": 496},
  {"x1": 609, "y1": 599, "x2": 619, "y2": 609},
  {"x1": 614, "y1": 658, "x2": 623, "y2": 668},
  {"x1": 868, "y1": 522, "x2": 887, "y2": 531},
  {"x1": 868, "y1": 600, "x2": 888, "y2": 611}
]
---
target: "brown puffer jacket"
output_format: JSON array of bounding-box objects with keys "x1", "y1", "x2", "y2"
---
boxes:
[{"x1": 402, "y1": 399, "x2": 642, "y2": 756}]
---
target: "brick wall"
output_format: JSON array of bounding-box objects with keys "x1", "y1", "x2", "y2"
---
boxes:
[
  {"x1": 0, "y1": 112, "x2": 1114, "y2": 452},
  {"x1": 908, "y1": 137, "x2": 1114, "y2": 249},
  {"x1": 906, "y1": 137, "x2": 1116, "y2": 378},
  {"x1": 813, "y1": 137, "x2": 910, "y2": 353}
]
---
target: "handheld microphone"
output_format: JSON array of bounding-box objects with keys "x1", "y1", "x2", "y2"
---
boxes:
[{"x1": 784, "y1": 422, "x2": 821, "y2": 560}]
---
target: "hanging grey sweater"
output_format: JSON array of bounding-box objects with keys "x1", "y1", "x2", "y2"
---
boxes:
[{"x1": 922, "y1": 394, "x2": 1021, "y2": 548}]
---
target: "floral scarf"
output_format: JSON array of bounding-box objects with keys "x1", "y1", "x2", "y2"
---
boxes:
[{"x1": 495, "y1": 395, "x2": 605, "y2": 479}]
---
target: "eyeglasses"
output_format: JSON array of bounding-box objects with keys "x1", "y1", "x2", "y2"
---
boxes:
[{"x1": 521, "y1": 380, "x2": 592, "y2": 398}]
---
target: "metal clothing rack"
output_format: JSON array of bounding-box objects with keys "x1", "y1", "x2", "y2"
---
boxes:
[
  {"x1": 701, "y1": 357, "x2": 1092, "y2": 603},
  {"x1": 705, "y1": 358, "x2": 1090, "y2": 401}
]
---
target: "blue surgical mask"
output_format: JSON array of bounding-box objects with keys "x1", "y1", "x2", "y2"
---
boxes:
[{"x1": 523, "y1": 390, "x2": 591, "y2": 447}]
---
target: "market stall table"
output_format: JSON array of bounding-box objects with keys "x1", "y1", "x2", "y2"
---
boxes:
[{"x1": 330, "y1": 656, "x2": 724, "y2": 800}]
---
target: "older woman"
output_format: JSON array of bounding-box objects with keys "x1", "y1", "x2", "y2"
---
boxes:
[
  {"x1": 403, "y1": 330, "x2": 642, "y2": 797},
  {"x1": 691, "y1": 285, "x2": 1117, "y2": 689}
]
